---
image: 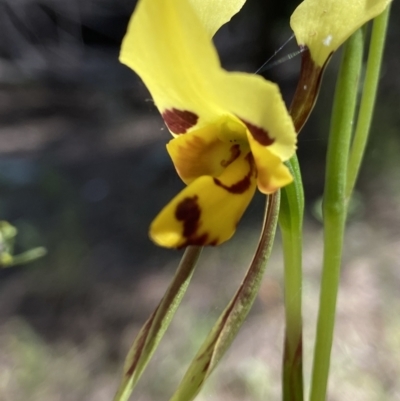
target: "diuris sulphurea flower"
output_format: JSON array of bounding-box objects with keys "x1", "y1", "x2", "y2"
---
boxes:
[
  {"x1": 289, "y1": 0, "x2": 392, "y2": 132},
  {"x1": 291, "y1": 0, "x2": 392, "y2": 68},
  {"x1": 120, "y1": 0, "x2": 296, "y2": 248}
]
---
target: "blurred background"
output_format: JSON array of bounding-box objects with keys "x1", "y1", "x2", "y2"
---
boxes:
[{"x1": 0, "y1": 0, "x2": 400, "y2": 400}]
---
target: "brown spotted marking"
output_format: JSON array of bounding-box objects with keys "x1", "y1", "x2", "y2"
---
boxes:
[
  {"x1": 162, "y1": 108, "x2": 198, "y2": 134},
  {"x1": 221, "y1": 144, "x2": 241, "y2": 167},
  {"x1": 240, "y1": 118, "x2": 275, "y2": 146},
  {"x1": 179, "y1": 233, "x2": 215, "y2": 249},
  {"x1": 175, "y1": 196, "x2": 201, "y2": 238},
  {"x1": 174, "y1": 196, "x2": 218, "y2": 247},
  {"x1": 214, "y1": 153, "x2": 256, "y2": 194},
  {"x1": 125, "y1": 316, "x2": 154, "y2": 376}
]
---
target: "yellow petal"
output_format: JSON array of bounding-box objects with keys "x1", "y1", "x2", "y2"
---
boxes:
[
  {"x1": 150, "y1": 152, "x2": 257, "y2": 248},
  {"x1": 218, "y1": 74, "x2": 297, "y2": 161},
  {"x1": 290, "y1": 0, "x2": 392, "y2": 67},
  {"x1": 120, "y1": 0, "x2": 296, "y2": 160},
  {"x1": 246, "y1": 131, "x2": 293, "y2": 194},
  {"x1": 188, "y1": 0, "x2": 246, "y2": 37},
  {"x1": 120, "y1": 0, "x2": 224, "y2": 135},
  {"x1": 167, "y1": 122, "x2": 246, "y2": 185}
]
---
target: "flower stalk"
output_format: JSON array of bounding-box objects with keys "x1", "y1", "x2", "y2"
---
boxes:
[
  {"x1": 169, "y1": 193, "x2": 280, "y2": 401},
  {"x1": 346, "y1": 6, "x2": 391, "y2": 201},
  {"x1": 309, "y1": 28, "x2": 364, "y2": 401},
  {"x1": 279, "y1": 156, "x2": 305, "y2": 401},
  {"x1": 113, "y1": 246, "x2": 202, "y2": 401}
]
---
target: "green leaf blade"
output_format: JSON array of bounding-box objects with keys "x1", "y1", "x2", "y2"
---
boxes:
[
  {"x1": 170, "y1": 193, "x2": 280, "y2": 401},
  {"x1": 113, "y1": 246, "x2": 203, "y2": 401}
]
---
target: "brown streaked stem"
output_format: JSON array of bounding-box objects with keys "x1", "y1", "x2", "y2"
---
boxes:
[
  {"x1": 169, "y1": 193, "x2": 281, "y2": 401},
  {"x1": 279, "y1": 155, "x2": 304, "y2": 401},
  {"x1": 113, "y1": 245, "x2": 203, "y2": 401},
  {"x1": 290, "y1": 48, "x2": 331, "y2": 133},
  {"x1": 279, "y1": 45, "x2": 331, "y2": 401}
]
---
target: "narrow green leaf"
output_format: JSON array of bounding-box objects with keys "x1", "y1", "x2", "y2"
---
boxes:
[
  {"x1": 346, "y1": 6, "x2": 391, "y2": 201},
  {"x1": 279, "y1": 155, "x2": 305, "y2": 401},
  {"x1": 169, "y1": 193, "x2": 280, "y2": 401},
  {"x1": 113, "y1": 246, "x2": 203, "y2": 401},
  {"x1": 310, "y1": 28, "x2": 364, "y2": 401}
]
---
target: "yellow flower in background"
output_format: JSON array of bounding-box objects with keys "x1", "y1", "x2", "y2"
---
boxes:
[
  {"x1": 291, "y1": 0, "x2": 392, "y2": 67},
  {"x1": 120, "y1": 0, "x2": 296, "y2": 248},
  {"x1": 288, "y1": 0, "x2": 392, "y2": 133}
]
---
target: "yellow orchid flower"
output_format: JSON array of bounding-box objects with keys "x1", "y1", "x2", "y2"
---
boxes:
[
  {"x1": 289, "y1": 0, "x2": 392, "y2": 133},
  {"x1": 291, "y1": 0, "x2": 392, "y2": 68},
  {"x1": 120, "y1": 0, "x2": 296, "y2": 248}
]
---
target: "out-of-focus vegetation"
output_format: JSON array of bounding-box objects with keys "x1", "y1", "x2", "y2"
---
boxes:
[
  {"x1": 0, "y1": 220, "x2": 46, "y2": 267},
  {"x1": 0, "y1": 0, "x2": 399, "y2": 400}
]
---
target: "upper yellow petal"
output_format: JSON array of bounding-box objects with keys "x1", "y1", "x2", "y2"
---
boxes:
[
  {"x1": 290, "y1": 0, "x2": 392, "y2": 67},
  {"x1": 150, "y1": 151, "x2": 257, "y2": 248},
  {"x1": 189, "y1": 0, "x2": 246, "y2": 37},
  {"x1": 120, "y1": 0, "x2": 222, "y2": 134}
]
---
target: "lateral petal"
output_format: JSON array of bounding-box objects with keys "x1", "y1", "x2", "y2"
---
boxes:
[
  {"x1": 217, "y1": 73, "x2": 297, "y2": 161},
  {"x1": 290, "y1": 0, "x2": 392, "y2": 67},
  {"x1": 247, "y1": 130, "x2": 293, "y2": 194},
  {"x1": 150, "y1": 152, "x2": 257, "y2": 248}
]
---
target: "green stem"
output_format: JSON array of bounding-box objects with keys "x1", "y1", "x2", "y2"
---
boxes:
[
  {"x1": 169, "y1": 194, "x2": 280, "y2": 401},
  {"x1": 309, "y1": 29, "x2": 364, "y2": 401},
  {"x1": 345, "y1": 7, "x2": 391, "y2": 201},
  {"x1": 279, "y1": 155, "x2": 305, "y2": 401},
  {"x1": 113, "y1": 246, "x2": 202, "y2": 401}
]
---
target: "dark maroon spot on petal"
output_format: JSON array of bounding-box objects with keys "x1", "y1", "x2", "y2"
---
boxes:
[
  {"x1": 178, "y1": 234, "x2": 214, "y2": 249},
  {"x1": 240, "y1": 118, "x2": 274, "y2": 146},
  {"x1": 214, "y1": 153, "x2": 256, "y2": 194},
  {"x1": 162, "y1": 108, "x2": 198, "y2": 134},
  {"x1": 175, "y1": 196, "x2": 201, "y2": 238},
  {"x1": 221, "y1": 144, "x2": 241, "y2": 167},
  {"x1": 174, "y1": 196, "x2": 220, "y2": 248}
]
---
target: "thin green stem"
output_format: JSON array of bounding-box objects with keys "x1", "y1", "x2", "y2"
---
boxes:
[
  {"x1": 169, "y1": 194, "x2": 280, "y2": 401},
  {"x1": 279, "y1": 155, "x2": 305, "y2": 401},
  {"x1": 309, "y1": 29, "x2": 364, "y2": 401},
  {"x1": 346, "y1": 7, "x2": 391, "y2": 201},
  {"x1": 114, "y1": 246, "x2": 202, "y2": 401}
]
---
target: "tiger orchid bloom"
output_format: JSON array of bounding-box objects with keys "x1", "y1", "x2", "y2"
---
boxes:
[
  {"x1": 120, "y1": 0, "x2": 296, "y2": 248},
  {"x1": 289, "y1": 0, "x2": 392, "y2": 132},
  {"x1": 291, "y1": 0, "x2": 392, "y2": 68}
]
